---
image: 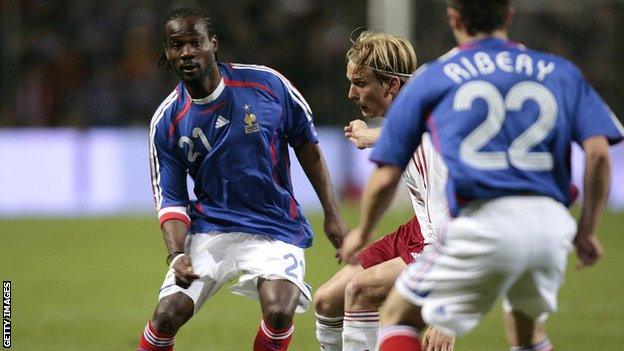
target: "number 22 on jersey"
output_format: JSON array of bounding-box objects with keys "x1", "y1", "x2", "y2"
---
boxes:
[{"x1": 454, "y1": 80, "x2": 557, "y2": 171}]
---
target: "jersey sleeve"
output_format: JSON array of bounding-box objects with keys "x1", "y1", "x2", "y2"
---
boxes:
[
  {"x1": 149, "y1": 109, "x2": 191, "y2": 228},
  {"x1": 571, "y1": 72, "x2": 624, "y2": 145},
  {"x1": 370, "y1": 73, "x2": 432, "y2": 168},
  {"x1": 276, "y1": 75, "x2": 319, "y2": 147}
]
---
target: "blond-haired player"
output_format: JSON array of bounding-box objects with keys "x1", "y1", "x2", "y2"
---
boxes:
[{"x1": 313, "y1": 31, "x2": 454, "y2": 351}]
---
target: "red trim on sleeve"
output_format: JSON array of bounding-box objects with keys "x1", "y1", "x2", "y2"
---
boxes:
[{"x1": 159, "y1": 212, "x2": 191, "y2": 229}]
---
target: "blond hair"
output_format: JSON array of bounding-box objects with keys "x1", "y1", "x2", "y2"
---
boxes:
[{"x1": 346, "y1": 31, "x2": 417, "y2": 85}]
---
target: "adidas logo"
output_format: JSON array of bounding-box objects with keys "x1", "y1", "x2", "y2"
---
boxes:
[{"x1": 215, "y1": 115, "x2": 230, "y2": 128}]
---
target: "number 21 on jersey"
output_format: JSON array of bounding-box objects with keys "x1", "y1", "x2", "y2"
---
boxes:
[{"x1": 179, "y1": 127, "x2": 213, "y2": 162}]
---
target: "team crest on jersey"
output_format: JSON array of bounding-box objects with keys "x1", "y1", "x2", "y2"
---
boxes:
[{"x1": 244, "y1": 112, "x2": 259, "y2": 134}]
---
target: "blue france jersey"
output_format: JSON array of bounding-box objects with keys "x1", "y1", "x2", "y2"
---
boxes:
[
  {"x1": 149, "y1": 63, "x2": 318, "y2": 247},
  {"x1": 372, "y1": 38, "x2": 624, "y2": 215}
]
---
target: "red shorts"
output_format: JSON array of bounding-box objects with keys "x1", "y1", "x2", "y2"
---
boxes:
[{"x1": 357, "y1": 215, "x2": 425, "y2": 269}]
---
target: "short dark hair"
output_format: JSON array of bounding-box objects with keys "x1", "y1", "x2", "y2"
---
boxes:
[
  {"x1": 163, "y1": 7, "x2": 216, "y2": 40},
  {"x1": 447, "y1": 0, "x2": 511, "y2": 35},
  {"x1": 158, "y1": 7, "x2": 217, "y2": 69}
]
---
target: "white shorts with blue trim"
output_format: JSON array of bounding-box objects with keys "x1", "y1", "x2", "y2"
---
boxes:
[
  {"x1": 395, "y1": 196, "x2": 576, "y2": 336},
  {"x1": 158, "y1": 232, "x2": 311, "y2": 313}
]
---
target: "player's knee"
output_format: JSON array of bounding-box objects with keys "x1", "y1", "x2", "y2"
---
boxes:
[
  {"x1": 263, "y1": 304, "x2": 295, "y2": 330},
  {"x1": 313, "y1": 283, "x2": 340, "y2": 316},
  {"x1": 345, "y1": 276, "x2": 378, "y2": 309},
  {"x1": 152, "y1": 295, "x2": 194, "y2": 334}
]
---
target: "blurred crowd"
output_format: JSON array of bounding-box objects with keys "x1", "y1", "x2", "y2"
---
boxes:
[
  {"x1": 1, "y1": 0, "x2": 364, "y2": 127},
  {"x1": 413, "y1": 1, "x2": 624, "y2": 124},
  {"x1": 1, "y1": 0, "x2": 622, "y2": 127}
]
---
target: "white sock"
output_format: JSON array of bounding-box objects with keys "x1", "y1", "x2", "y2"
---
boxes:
[
  {"x1": 315, "y1": 313, "x2": 343, "y2": 351},
  {"x1": 342, "y1": 310, "x2": 380, "y2": 351},
  {"x1": 511, "y1": 337, "x2": 553, "y2": 351}
]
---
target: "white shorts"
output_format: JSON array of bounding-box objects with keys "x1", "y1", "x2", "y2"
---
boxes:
[
  {"x1": 158, "y1": 232, "x2": 312, "y2": 313},
  {"x1": 395, "y1": 196, "x2": 576, "y2": 336}
]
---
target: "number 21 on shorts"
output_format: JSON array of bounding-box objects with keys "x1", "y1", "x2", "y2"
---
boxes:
[{"x1": 283, "y1": 253, "x2": 304, "y2": 280}]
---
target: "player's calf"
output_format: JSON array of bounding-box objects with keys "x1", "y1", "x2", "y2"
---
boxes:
[
  {"x1": 379, "y1": 288, "x2": 428, "y2": 350},
  {"x1": 151, "y1": 294, "x2": 194, "y2": 334},
  {"x1": 343, "y1": 278, "x2": 382, "y2": 351},
  {"x1": 342, "y1": 260, "x2": 403, "y2": 351},
  {"x1": 313, "y1": 279, "x2": 347, "y2": 351},
  {"x1": 137, "y1": 293, "x2": 194, "y2": 351},
  {"x1": 315, "y1": 313, "x2": 344, "y2": 351},
  {"x1": 255, "y1": 279, "x2": 300, "y2": 350}
]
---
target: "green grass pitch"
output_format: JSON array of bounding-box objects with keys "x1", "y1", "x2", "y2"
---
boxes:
[{"x1": 1, "y1": 205, "x2": 623, "y2": 350}]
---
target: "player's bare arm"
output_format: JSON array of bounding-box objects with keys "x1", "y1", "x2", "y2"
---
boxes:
[
  {"x1": 344, "y1": 120, "x2": 381, "y2": 149},
  {"x1": 294, "y1": 141, "x2": 348, "y2": 251},
  {"x1": 162, "y1": 219, "x2": 199, "y2": 288},
  {"x1": 340, "y1": 164, "x2": 403, "y2": 263},
  {"x1": 575, "y1": 136, "x2": 611, "y2": 268}
]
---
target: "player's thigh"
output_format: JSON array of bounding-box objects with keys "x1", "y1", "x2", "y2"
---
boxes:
[
  {"x1": 347, "y1": 257, "x2": 406, "y2": 302},
  {"x1": 233, "y1": 234, "x2": 312, "y2": 312},
  {"x1": 158, "y1": 233, "x2": 238, "y2": 313},
  {"x1": 314, "y1": 264, "x2": 364, "y2": 312},
  {"x1": 505, "y1": 199, "x2": 575, "y2": 319},
  {"x1": 394, "y1": 217, "x2": 507, "y2": 336},
  {"x1": 505, "y1": 264, "x2": 567, "y2": 320}
]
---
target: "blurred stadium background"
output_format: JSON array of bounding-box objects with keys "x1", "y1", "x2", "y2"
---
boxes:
[{"x1": 1, "y1": 0, "x2": 623, "y2": 350}]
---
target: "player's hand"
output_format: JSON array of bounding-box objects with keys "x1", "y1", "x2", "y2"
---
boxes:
[
  {"x1": 574, "y1": 233, "x2": 603, "y2": 269},
  {"x1": 324, "y1": 216, "x2": 348, "y2": 252},
  {"x1": 422, "y1": 326, "x2": 455, "y2": 351},
  {"x1": 344, "y1": 119, "x2": 372, "y2": 149},
  {"x1": 172, "y1": 255, "x2": 200, "y2": 289},
  {"x1": 339, "y1": 227, "x2": 371, "y2": 265}
]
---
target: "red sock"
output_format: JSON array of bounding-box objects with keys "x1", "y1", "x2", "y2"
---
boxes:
[
  {"x1": 137, "y1": 321, "x2": 175, "y2": 351},
  {"x1": 253, "y1": 319, "x2": 294, "y2": 351},
  {"x1": 379, "y1": 325, "x2": 421, "y2": 351}
]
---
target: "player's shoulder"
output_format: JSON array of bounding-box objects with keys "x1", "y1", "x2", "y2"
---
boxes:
[
  {"x1": 227, "y1": 62, "x2": 289, "y2": 89},
  {"x1": 226, "y1": 62, "x2": 311, "y2": 111},
  {"x1": 525, "y1": 46, "x2": 584, "y2": 79},
  {"x1": 150, "y1": 82, "x2": 187, "y2": 128}
]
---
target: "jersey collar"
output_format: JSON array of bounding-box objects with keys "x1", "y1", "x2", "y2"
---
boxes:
[
  {"x1": 191, "y1": 78, "x2": 226, "y2": 105},
  {"x1": 458, "y1": 37, "x2": 523, "y2": 51}
]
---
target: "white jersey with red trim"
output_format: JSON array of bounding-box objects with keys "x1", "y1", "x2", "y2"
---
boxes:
[{"x1": 402, "y1": 133, "x2": 449, "y2": 243}]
